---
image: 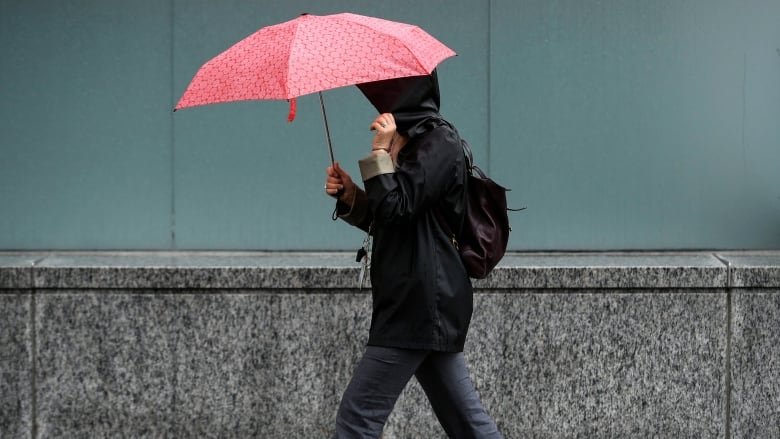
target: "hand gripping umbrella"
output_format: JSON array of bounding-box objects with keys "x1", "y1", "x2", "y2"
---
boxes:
[{"x1": 174, "y1": 12, "x2": 456, "y2": 165}]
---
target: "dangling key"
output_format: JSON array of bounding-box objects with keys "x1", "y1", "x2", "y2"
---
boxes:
[
  {"x1": 357, "y1": 245, "x2": 370, "y2": 289},
  {"x1": 356, "y1": 225, "x2": 372, "y2": 290},
  {"x1": 358, "y1": 260, "x2": 367, "y2": 289}
]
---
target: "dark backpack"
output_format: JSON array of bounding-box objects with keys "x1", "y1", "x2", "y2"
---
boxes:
[{"x1": 437, "y1": 139, "x2": 523, "y2": 279}]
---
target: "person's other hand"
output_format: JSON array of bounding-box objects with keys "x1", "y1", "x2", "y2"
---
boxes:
[
  {"x1": 325, "y1": 161, "x2": 355, "y2": 203},
  {"x1": 370, "y1": 113, "x2": 396, "y2": 154}
]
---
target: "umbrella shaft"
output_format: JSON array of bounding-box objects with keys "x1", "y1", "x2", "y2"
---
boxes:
[{"x1": 319, "y1": 92, "x2": 335, "y2": 165}]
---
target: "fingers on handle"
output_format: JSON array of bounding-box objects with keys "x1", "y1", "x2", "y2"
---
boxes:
[{"x1": 328, "y1": 162, "x2": 341, "y2": 178}]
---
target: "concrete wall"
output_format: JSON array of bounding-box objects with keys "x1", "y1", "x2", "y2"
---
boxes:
[{"x1": 1, "y1": 251, "x2": 779, "y2": 438}]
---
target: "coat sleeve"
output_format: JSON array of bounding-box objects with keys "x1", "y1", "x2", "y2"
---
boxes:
[
  {"x1": 336, "y1": 186, "x2": 372, "y2": 232},
  {"x1": 359, "y1": 128, "x2": 461, "y2": 226}
]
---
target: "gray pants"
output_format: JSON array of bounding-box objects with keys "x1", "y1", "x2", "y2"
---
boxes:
[{"x1": 333, "y1": 346, "x2": 503, "y2": 439}]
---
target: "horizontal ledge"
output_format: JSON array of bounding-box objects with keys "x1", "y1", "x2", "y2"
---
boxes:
[
  {"x1": 715, "y1": 251, "x2": 780, "y2": 288},
  {"x1": 0, "y1": 251, "x2": 777, "y2": 290}
]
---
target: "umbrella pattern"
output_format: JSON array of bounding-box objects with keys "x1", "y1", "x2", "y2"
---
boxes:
[{"x1": 175, "y1": 13, "x2": 456, "y2": 115}]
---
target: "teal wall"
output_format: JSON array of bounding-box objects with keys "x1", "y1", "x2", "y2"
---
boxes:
[{"x1": 1, "y1": 0, "x2": 778, "y2": 250}]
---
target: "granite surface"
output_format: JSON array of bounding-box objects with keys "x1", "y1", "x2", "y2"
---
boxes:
[
  {"x1": 0, "y1": 251, "x2": 735, "y2": 290},
  {"x1": 31, "y1": 289, "x2": 729, "y2": 438},
  {"x1": 5, "y1": 251, "x2": 780, "y2": 290},
  {"x1": 1, "y1": 251, "x2": 779, "y2": 438},
  {"x1": 717, "y1": 252, "x2": 780, "y2": 288},
  {"x1": 466, "y1": 291, "x2": 728, "y2": 438},
  {"x1": 34, "y1": 291, "x2": 371, "y2": 438},
  {"x1": 486, "y1": 252, "x2": 728, "y2": 289},
  {"x1": 31, "y1": 252, "x2": 363, "y2": 290},
  {"x1": 0, "y1": 292, "x2": 32, "y2": 439},
  {"x1": 0, "y1": 254, "x2": 42, "y2": 289},
  {"x1": 730, "y1": 289, "x2": 780, "y2": 438}
]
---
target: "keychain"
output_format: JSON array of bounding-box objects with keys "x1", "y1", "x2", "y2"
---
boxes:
[{"x1": 356, "y1": 223, "x2": 373, "y2": 289}]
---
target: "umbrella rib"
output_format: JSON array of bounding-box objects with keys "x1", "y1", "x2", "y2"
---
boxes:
[
  {"x1": 282, "y1": 18, "x2": 304, "y2": 98},
  {"x1": 338, "y1": 17, "x2": 447, "y2": 76},
  {"x1": 393, "y1": 27, "x2": 434, "y2": 73}
]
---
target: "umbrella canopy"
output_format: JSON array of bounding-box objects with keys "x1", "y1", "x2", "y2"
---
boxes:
[{"x1": 174, "y1": 12, "x2": 456, "y2": 118}]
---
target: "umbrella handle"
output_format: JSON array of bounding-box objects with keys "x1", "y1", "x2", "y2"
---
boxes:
[{"x1": 319, "y1": 91, "x2": 336, "y2": 166}]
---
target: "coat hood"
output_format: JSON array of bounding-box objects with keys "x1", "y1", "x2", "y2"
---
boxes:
[{"x1": 357, "y1": 71, "x2": 444, "y2": 138}]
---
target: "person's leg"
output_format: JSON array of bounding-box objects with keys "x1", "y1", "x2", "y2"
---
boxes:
[
  {"x1": 334, "y1": 346, "x2": 427, "y2": 439},
  {"x1": 415, "y1": 352, "x2": 503, "y2": 439}
]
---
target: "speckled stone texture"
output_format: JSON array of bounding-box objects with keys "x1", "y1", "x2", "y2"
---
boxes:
[
  {"x1": 0, "y1": 253, "x2": 38, "y2": 289},
  {"x1": 2, "y1": 251, "x2": 779, "y2": 438},
  {"x1": 0, "y1": 292, "x2": 32, "y2": 439},
  {"x1": 467, "y1": 291, "x2": 727, "y2": 438},
  {"x1": 32, "y1": 252, "x2": 364, "y2": 289},
  {"x1": 719, "y1": 252, "x2": 780, "y2": 288},
  {"x1": 30, "y1": 289, "x2": 729, "y2": 439},
  {"x1": 727, "y1": 253, "x2": 780, "y2": 439},
  {"x1": 34, "y1": 291, "x2": 371, "y2": 438},
  {"x1": 30, "y1": 291, "x2": 726, "y2": 438},
  {"x1": 489, "y1": 252, "x2": 728, "y2": 289},
  {"x1": 731, "y1": 290, "x2": 780, "y2": 438}
]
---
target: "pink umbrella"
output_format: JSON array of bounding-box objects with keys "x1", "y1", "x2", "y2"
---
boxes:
[{"x1": 174, "y1": 12, "x2": 456, "y2": 164}]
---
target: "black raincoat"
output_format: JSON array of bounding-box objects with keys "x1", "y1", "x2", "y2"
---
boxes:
[{"x1": 337, "y1": 72, "x2": 473, "y2": 352}]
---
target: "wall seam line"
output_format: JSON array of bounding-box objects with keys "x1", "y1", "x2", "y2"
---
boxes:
[
  {"x1": 725, "y1": 283, "x2": 732, "y2": 439},
  {"x1": 170, "y1": 0, "x2": 177, "y2": 250},
  {"x1": 486, "y1": 0, "x2": 492, "y2": 174},
  {"x1": 29, "y1": 258, "x2": 44, "y2": 439},
  {"x1": 713, "y1": 252, "x2": 732, "y2": 439}
]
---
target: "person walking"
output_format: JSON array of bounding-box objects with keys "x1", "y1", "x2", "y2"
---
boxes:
[{"x1": 324, "y1": 71, "x2": 503, "y2": 439}]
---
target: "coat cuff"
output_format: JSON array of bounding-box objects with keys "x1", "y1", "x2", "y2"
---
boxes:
[
  {"x1": 358, "y1": 152, "x2": 395, "y2": 181},
  {"x1": 336, "y1": 187, "x2": 368, "y2": 227}
]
